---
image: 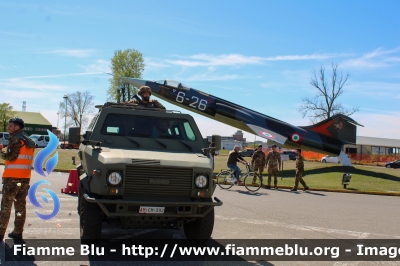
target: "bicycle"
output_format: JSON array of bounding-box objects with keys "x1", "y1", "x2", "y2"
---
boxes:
[{"x1": 216, "y1": 163, "x2": 262, "y2": 192}]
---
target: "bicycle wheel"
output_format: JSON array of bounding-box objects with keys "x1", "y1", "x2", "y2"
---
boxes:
[
  {"x1": 217, "y1": 171, "x2": 234, "y2": 189},
  {"x1": 244, "y1": 173, "x2": 262, "y2": 192}
]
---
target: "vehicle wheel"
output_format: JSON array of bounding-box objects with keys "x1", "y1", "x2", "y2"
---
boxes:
[
  {"x1": 322, "y1": 159, "x2": 326, "y2": 163},
  {"x1": 68, "y1": 145, "x2": 73, "y2": 149},
  {"x1": 79, "y1": 184, "x2": 102, "y2": 243},
  {"x1": 184, "y1": 204, "x2": 214, "y2": 242},
  {"x1": 386, "y1": 165, "x2": 391, "y2": 168},
  {"x1": 244, "y1": 173, "x2": 262, "y2": 192},
  {"x1": 217, "y1": 171, "x2": 234, "y2": 189}
]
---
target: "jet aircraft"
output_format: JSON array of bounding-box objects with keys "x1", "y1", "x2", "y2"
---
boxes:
[{"x1": 121, "y1": 77, "x2": 363, "y2": 166}]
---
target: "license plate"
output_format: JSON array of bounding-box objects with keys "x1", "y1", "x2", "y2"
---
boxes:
[{"x1": 139, "y1": 206, "x2": 165, "y2": 214}]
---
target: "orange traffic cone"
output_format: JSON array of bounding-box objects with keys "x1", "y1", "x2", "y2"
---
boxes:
[{"x1": 61, "y1": 169, "x2": 79, "y2": 194}]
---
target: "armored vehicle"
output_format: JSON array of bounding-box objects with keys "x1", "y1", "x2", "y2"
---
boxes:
[{"x1": 75, "y1": 102, "x2": 222, "y2": 242}]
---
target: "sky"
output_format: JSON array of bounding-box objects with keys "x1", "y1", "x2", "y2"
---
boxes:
[{"x1": 0, "y1": 0, "x2": 399, "y2": 141}]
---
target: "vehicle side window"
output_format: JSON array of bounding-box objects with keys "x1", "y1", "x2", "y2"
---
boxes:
[
  {"x1": 38, "y1": 136, "x2": 43, "y2": 141},
  {"x1": 45, "y1": 136, "x2": 49, "y2": 142},
  {"x1": 0, "y1": 133, "x2": 2, "y2": 138},
  {"x1": 183, "y1": 122, "x2": 196, "y2": 141},
  {"x1": 106, "y1": 127, "x2": 120, "y2": 134}
]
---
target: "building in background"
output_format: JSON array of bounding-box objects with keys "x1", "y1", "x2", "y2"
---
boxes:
[
  {"x1": 207, "y1": 130, "x2": 249, "y2": 150},
  {"x1": 344, "y1": 136, "x2": 400, "y2": 156},
  {"x1": 14, "y1": 111, "x2": 53, "y2": 136}
]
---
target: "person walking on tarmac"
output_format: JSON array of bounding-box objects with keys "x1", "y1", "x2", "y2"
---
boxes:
[
  {"x1": 227, "y1": 145, "x2": 247, "y2": 185},
  {"x1": 128, "y1": 86, "x2": 166, "y2": 110},
  {"x1": 251, "y1": 144, "x2": 266, "y2": 184},
  {"x1": 290, "y1": 149, "x2": 309, "y2": 191},
  {"x1": 265, "y1": 144, "x2": 281, "y2": 189},
  {"x1": 0, "y1": 118, "x2": 36, "y2": 240}
]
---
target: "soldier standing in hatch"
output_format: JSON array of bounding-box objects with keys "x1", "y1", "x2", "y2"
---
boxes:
[
  {"x1": 128, "y1": 86, "x2": 166, "y2": 110},
  {"x1": 265, "y1": 144, "x2": 281, "y2": 189},
  {"x1": 251, "y1": 144, "x2": 266, "y2": 184},
  {"x1": 290, "y1": 149, "x2": 309, "y2": 191},
  {"x1": 0, "y1": 118, "x2": 36, "y2": 240}
]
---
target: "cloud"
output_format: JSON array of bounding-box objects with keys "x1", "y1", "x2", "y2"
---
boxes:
[
  {"x1": 42, "y1": 49, "x2": 96, "y2": 57},
  {"x1": 0, "y1": 79, "x2": 65, "y2": 91},
  {"x1": 353, "y1": 112, "x2": 400, "y2": 140},
  {"x1": 0, "y1": 72, "x2": 104, "y2": 80},
  {"x1": 342, "y1": 47, "x2": 400, "y2": 69},
  {"x1": 164, "y1": 53, "x2": 343, "y2": 67},
  {"x1": 80, "y1": 59, "x2": 111, "y2": 73}
]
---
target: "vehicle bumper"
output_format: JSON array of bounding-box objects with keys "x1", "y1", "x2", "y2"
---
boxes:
[{"x1": 83, "y1": 194, "x2": 223, "y2": 218}]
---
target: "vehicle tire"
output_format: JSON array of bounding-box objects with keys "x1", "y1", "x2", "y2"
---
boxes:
[
  {"x1": 68, "y1": 145, "x2": 73, "y2": 149},
  {"x1": 184, "y1": 204, "x2": 214, "y2": 242},
  {"x1": 386, "y1": 165, "x2": 391, "y2": 168},
  {"x1": 244, "y1": 173, "x2": 262, "y2": 192},
  {"x1": 217, "y1": 170, "x2": 234, "y2": 189},
  {"x1": 79, "y1": 185, "x2": 102, "y2": 243},
  {"x1": 322, "y1": 159, "x2": 326, "y2": 163}
]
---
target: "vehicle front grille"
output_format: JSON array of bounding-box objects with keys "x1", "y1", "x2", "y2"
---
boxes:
[{"x1": 125, "y1": 165, "x2": 192, "y2": 198}]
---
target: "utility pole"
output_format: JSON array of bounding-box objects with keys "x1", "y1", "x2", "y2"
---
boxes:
[{"x1": 63, "y1": 95, "x2": 68, "y2": 148}]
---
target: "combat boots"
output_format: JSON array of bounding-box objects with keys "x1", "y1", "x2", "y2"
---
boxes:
[{"x1": 8, "y1": 232, "x2": 22, "y2": 240}]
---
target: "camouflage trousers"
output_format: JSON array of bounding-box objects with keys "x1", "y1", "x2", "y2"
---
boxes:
[
  {"x1": 0, "y1": 178, "x2": 30, "y2": 235},
  {"x1": 294, "y1": 170, "x2": 307, "y2": 188},
  {"x1": 253, "y1": 164, "x2": 264, "y2": 182},
  {"x1": 267, "y1": 166, "x2": 279, "y2": 186}
]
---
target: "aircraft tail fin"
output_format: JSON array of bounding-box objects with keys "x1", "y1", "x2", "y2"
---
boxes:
[{"x1": 302, "y1": 114, "x2": 363, "y2": 144}]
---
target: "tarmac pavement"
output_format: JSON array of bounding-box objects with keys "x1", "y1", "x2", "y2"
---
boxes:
[{"x1": 0, "y1": 166, "x2": 399, "y2": 265}]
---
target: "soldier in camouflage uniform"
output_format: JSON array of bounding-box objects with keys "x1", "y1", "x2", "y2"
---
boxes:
[
  {"x1": 290, "y1": 149, "x2": 309, "y2": 191},
  {"x1": 0, "y1": 118, "x2": 35, "y2": 240},
  {"x1": 128, "y1": 86, "x2": 166, "y2": 110},
  {"x1": 265, "y1": 144, "x2": 281, "y2": 189},
  {"x1": 251, "y1": 145, "x2": 266, "y2": 184}
]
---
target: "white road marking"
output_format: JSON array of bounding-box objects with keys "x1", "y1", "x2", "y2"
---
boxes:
[{"x1": 215, "y1": 215, "x2": 399, "y2": 239}]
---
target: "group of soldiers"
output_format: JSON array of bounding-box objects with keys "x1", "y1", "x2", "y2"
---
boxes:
[{"x1": 227, "y1": 144, "x2": 309, "y2": 191}]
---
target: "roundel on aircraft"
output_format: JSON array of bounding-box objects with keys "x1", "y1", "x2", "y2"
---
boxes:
[
  {"x1": 289, "y1": 132, "x2": 303, "y2": 143},
  {"x1": 260, "y1": 131, "x2": 274, "y2": 138}
]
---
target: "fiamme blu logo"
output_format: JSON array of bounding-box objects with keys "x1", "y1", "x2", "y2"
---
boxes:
[{"x1": 28, "y1": 130, "x2": 60, "y2": 220}]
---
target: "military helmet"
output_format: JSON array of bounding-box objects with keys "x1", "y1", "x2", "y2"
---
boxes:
[
  {"x1": 138, "y1": 86, "x2": 152, "y2": 96},
  {"x1": 9, "y1": 117, "x2": 25, "y2": 129}
]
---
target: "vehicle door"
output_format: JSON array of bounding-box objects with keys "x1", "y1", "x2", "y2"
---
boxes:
[
  {"x1": 44, "y1": 136, "x2": 50, "y2": 147},
  {"x1": 37, "y1": 136, "x2": 45, "y2": 147}
]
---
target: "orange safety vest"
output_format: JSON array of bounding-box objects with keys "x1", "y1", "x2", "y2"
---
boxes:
[{"x1": 2, "y1": 141, "x2": 34, "y2": 178}]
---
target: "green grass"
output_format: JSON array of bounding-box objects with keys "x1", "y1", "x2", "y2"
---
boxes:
[{"x1": 214, "y1": 155, "x2": 400, "y2": 193}]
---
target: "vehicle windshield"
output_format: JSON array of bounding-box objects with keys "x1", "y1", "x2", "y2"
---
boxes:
[
  {"x1": 30, "y1": 135, "x2": 39, "y2": 140},
  {"x1": 100, "y1": 113, "x2": 197, "y2": 141}
]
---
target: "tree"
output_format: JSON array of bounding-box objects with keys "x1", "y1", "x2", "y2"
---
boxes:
[
  {"x1": 299, "y1": 63, "x2": 358, "y2": 123},
  {"x1": 59, "y1": 91, "x2": 95, "y2": 134},
  {"x1": 107, "y1": 49, "x2": 145, "y2": 103},
  {"x1": 0, "y1": 103, "x2": 16, "y2": 131}
]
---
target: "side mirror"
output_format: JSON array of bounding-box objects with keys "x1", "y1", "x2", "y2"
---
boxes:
[
  {"x1": 212, "y1": 135, "x2": 221, "y2": 150},
  {"x1": 83, "y1": 131, "x2": 92, "y2": 140},
  {"x1": 68, "y1": 127, "x2": 81, "y2": 143}
]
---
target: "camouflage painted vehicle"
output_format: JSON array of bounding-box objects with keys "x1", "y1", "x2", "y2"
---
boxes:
[{"x1": 75, "y1": 102, "x2": 222, "y2": 242}]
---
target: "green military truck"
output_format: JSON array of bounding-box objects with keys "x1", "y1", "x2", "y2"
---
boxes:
[{"x1": 75, "y1": 102, "x2": 222, "y2": 242}]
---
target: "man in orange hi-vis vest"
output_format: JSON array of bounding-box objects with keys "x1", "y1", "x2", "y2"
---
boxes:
[{"x1": 0, "y1": 118, "x2": 35, "y2": 240}]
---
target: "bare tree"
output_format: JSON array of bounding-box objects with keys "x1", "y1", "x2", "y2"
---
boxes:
[
  {"x1": 299, "y1": 63, "x2": 358, "y2": 123},
  {"x1": 59, "y1": 91, "x2": 95, "y2": 133}
]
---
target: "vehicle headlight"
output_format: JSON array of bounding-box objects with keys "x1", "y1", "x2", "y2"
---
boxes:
[
  {"x1": 195, "y1": 175, "x2": 208, "y2": 188},
  {"x1": 108, "y1": 172, "x2": 122, "y2": 186}
]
